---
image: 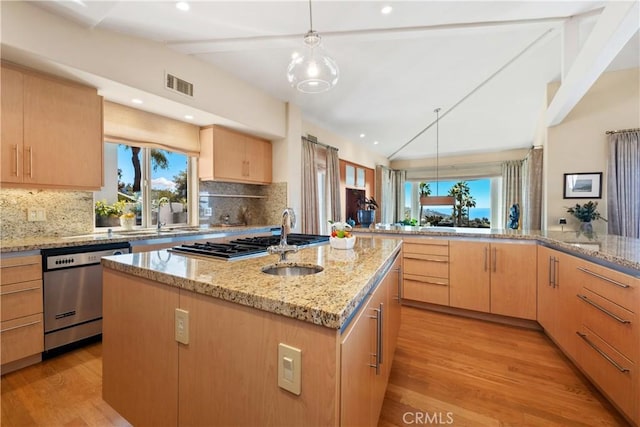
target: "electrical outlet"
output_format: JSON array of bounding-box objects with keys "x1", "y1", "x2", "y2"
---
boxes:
[
  {"x1": 278, "y1": 343, "x2": 301, "y2": 395},
  {"x1": 27, "y1": 208, "x2": 46, "y2": 222},
  {"x1": 175, "y1": 309, "x2": 189, "y2": 344}
]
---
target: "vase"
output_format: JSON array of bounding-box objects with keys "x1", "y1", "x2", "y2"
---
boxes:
[
  {"x1": 580, "y1": 221, "x2": 593, "y2": 234},
  {"x1": 357, "y1": 209, "x2": 375, "y2": 228}
]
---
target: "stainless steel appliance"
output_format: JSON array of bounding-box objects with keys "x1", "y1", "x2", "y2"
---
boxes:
[
  {"x1": 42, "y1": 242, "x2": 131, "y2": 351},
  {"x1": 170, "y1": 234, "x2": 329, "y2": 260}
]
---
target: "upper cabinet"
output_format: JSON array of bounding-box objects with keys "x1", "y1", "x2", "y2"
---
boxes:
[
  {"x1": 1, "y1": 63, "x2": 104, "y2": 190},
  {"x1": 199, "y1": 125, "x2": 272, "y2": 185}
]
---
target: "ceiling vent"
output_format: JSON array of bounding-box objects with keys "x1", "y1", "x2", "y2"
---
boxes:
[{"x1": 165, "y1": 72, "x2": 194, "y2": 97}]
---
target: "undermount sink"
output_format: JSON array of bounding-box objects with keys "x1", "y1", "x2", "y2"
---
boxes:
[{"x1": 261, "y1": 263, "x2": 324, "y2": 276}]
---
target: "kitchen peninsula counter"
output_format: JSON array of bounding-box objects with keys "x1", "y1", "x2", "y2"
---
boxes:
[
  {"x1": 353, "y1": 226, "x2": 640, "y2": 272},
  {"x1": 102, "y1": 236, "x2": 402, "y2": 329}
]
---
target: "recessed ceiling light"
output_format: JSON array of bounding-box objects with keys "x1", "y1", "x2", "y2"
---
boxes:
[
  {"x1": 381, "y1": 5, "x2": 393, "y2": 14},
  {"x1": 176, "y1": 2, "x2": 190, "y2": 12},
  {"x1": 184, "y1": 114, "x2": 194, "y2": 120},
  {"x1": 359, "y1": 133, "x2": 365, "y2": 138},
  {"x1": 373, "y1": 141, "x2": 379, "y2": 145},
  {"x1": 131, "y1": 98, "x2": 143, "y2": 104}
]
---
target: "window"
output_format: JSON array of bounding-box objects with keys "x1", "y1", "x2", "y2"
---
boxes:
[
  {"x1": 96, "y1": 142, "x2": 191, "y2": 229},
  {"x1": 405, "y1": 178, "x2": 495, "y2": 228}
]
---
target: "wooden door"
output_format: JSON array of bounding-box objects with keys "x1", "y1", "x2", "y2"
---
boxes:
[
  {"x1": 1, "y1": 66, "x2": 24, "y2": 184},
  {"x1": 449, "y1": 240, "x2": 490, "y2": 312},
  {"x1": 537, "y1": 246, "x2": 558, "y2": 333},
  {"x1": 490, "y1": 243, "x2": 537, "y2": 320},
  {"x1": 245, "y1": 136, "x2": 272, "y2": 183},
  {"x1": 554, "y1": 252, "x2": 582, "y2": 358},
  {"x1": 212, "y1": 126, "x2": 246, "y2": 181},
  {"x1": 23, "y1": 73, "x2": 103, "y2": 188}
]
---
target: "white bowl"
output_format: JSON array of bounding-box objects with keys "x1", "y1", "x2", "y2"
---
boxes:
[{"x1": 330, "y1": 236, "x2": 356, "y2": 250}]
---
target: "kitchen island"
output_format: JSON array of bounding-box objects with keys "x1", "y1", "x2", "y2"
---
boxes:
[{"x1": 101, "y1": 236, "x2": 402, "y2": 427}]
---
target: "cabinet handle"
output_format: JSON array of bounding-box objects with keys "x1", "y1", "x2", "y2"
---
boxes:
[
  {"x1": 576, "y1": 332, "x2": 630, "y2": 373},
  {"x1": 408, "y1": 277, "x2": 448, "y2": 286},
  {"x1": 483, "y1": 247, "x2": 488, "y2": 272},
  {"x1": 12, "y1": 144, "x2": 19, "y2": 176},
  {"x1": 576, "y1": 267, "x2": 630, "y2": 288},
  {"x1": 576, "y1": 294, "x2": 631, "y2": 324},
  {"x1": 378, "y1": 303, "x2": 384, "y2": 365},
  {"x1": 554, "y1": 258, "x2": 559, "y2": 288},
  {"x1": 492, "y1": 247, "x2": 497, "y2": 273},
  {"x1": 404, "y1": 255, "x2": 447, "y2": 263},
  {"x1": 0, "y1": 286, "x2": 41, "y2": 296},
  {"x1": 368, "y1": 307, "x2": 381, "y2": 375},
  {"x1": 1, "y1": 319, "x2": 41, "y2": 333},
  {"x1": 548, "y1": 256, "x2": 554, "y2": 287},
  {"x1": 26, "y1": 146, "x2": 33, "y2": 178}
]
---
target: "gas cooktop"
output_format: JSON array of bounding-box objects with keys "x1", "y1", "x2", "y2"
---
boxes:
[{"x1": 169, "y1": 233, "x2": 329, "y2": 260}]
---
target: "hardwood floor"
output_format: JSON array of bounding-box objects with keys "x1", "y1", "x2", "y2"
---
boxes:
[{"x1": 1, "y1": 306, "x2": 629, "y2": 426}]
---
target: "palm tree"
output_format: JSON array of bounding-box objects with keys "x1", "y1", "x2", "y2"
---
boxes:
[
  {"x1": 120, "y1": 145, "x2": 169, "y2": 192},
  {"x1": 448, "y1": 181, "x2": 476, "y2": 226}
]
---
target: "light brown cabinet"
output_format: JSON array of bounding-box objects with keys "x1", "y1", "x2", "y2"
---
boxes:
[
  {"x1": 199, "y1": 125, "x2": 272, "y2": 184},
  {"x1": 0, "y1": 254, "x2": 44, "y2": 374},
  {"x1": 450, "y1": 241, "x2": 536, "y2": 320},
  {"x1": 1, "y1": 63, "x2": 104, "y2": 189},
  {"x1": 103, "y1": 251, "x2": 401, "y2": 427},
  {"x1": 402, "y1": 238, "x2": 450, "y2": 305}
]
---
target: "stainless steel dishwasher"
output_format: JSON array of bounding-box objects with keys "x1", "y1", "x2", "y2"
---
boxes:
[{"x1": 41, "y1": 242, "x2": 131, "y2": 352}]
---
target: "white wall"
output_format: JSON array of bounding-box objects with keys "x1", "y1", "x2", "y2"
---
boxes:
[{"x1": 545, "y1": 67, "x2": 640, "y2": 233}]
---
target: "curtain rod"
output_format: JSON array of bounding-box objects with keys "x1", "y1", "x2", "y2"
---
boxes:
[
  {"x1": 606, "y1": 128, "x2": 640, "y2": 135},
  {"x1": 302, "y1": 135, "x2": 338, "y2": 151}
]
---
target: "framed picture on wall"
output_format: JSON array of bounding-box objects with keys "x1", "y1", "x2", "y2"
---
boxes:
[{"x1": 563, "y1": 172, "x2": 602, "y2": 199}]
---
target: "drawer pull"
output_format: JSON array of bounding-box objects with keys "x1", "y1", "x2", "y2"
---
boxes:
[
  {"x1": 576, "y1": 267, "x2": 630, "y2": 288},
  {"x1": 1, "y1": 320, "x2": 41, "y2": 333},
  {"x1": 0, "y1": 286, "x2": 41, "y2": 296},
  {"x1": 576, "y1": 332, "x2": 630, "y2": 373},
  {"x1": 577, "y1": 294, "x2": 631, "y2": 324},
  {"x1": 405, "y1": 255, "x2": 448, "y2": 263}
]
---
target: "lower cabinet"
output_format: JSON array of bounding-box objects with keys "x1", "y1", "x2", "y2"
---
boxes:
[
  {"x1": 402, "y1": 238, "x2": 450, "y2": 305},
  {"x1": 0, "y1": 254, "x2": 44, "y2": 374},
  {"x1": 102, "y1": 251, "x2": 401, "y2": 427}
]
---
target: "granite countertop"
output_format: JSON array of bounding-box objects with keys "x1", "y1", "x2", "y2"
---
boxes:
[
  {"x1": 102, "y1": 236, "x2": 402, "y2": 330},
  {"x1": 353, "y1": 226, "x2": 640, "y2": 272},
  {"x1": 0, "y1": 225, "x2": 279, "y2": 253}
]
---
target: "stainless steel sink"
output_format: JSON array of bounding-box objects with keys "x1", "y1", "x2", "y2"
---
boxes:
[{"x1": 261, "y1": 263, "x2": 324, "y2": 276}]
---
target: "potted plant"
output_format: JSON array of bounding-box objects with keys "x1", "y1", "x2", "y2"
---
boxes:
[
  {"x1": 356, "y1": 196, "x2": 378, "y2": 228},
  {"x1": 95, "y1": 200, "x2": 125, "y2": 227},
  {"x1": 566, "y1": 201, "x2": 606, "y2": 234}
]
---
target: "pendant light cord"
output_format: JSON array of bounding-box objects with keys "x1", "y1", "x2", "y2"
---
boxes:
[
  {"x1": 435, "y1": 107, "x2": 440, "y2": 196},
  {"x1": 308, "y1": 0, "x2": 314, "y2": 31}
]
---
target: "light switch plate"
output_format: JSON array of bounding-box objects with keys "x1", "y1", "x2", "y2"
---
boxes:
[
  {"x1": 175, "y1": 309, "x2": 189, "y2": 345},
  {"x1": 278, "y1": 343, "x2": 301, "y2": 395},
  {"x1": 27, "y1": 208, "x2": 46, "y2": 222}
]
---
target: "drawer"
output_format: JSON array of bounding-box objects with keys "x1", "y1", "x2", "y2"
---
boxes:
[
  {"x1": 403, "y1": 275, "x2": 449, "y2": 305},
  {"x1": 577, "y1": 325, "x2": 636, "y2": 421},
  {"x1": 578, "y1": 288, "x2": 636, "y2": 362},
  {"x1": 1, "y1": 313, "x2": 44, "y2": 365},
  {"x1": 574, "y1": 261, "x2": 638, "y2": 313},
  {"x1": 1, "y1": 279, "x2": 43, "y2": 321},
  {"x1": 404, "y1": 241, "x2": 448, "y2": 256},
  {"x1": 404, "y1": 256, "x2": 448, "y2": 278},
  {"x1": 0, "y1": 255, "x2": 42, "y2": 284}
]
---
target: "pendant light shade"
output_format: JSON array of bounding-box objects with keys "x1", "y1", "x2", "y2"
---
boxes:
[{"x1": 287, "y1": 2, "x2": 339, "y2": 93}]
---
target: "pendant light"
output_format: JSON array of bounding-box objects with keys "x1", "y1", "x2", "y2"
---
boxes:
[
  {"x1": 287, "y1": 0, "x2": 339, "y2": 93},
  {"x1": 420, "y1": 108, "x2": 455, "y2": 206}
]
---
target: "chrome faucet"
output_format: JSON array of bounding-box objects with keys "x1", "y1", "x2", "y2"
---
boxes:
[
  {"x1": 267, "y1": 208, "x2": 299, "y2": 262},
  {"x1": 156, "y1": 197, "x2": 168, "y2": 231}
]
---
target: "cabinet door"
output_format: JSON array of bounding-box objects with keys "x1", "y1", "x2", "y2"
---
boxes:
[
  {"x1": 23, "y1": 74, "x2": 103, "y2": 188},
  {"x1": 449, "y1": 241, "x2": 490, "y2": 312},
  {"x1": 245, "y1": 136, "x2": 272, "y2": 183},
  {"x1": 537, "y1": 246, "x2": 558, "y2": 333},
  {"x1": 387, "y1": 255, "x2": 402, "y2": 362},
  {"x1": 554, "y1": 252, "x2": 582, "y2": 358},
  {"x1": 1, "y1": 66, "x2": 24, "y2": 184},
  {"x1": 212, "y1": 126, "x2": 246, "y2": 182},
  {"x1": 490, "y1": 243, "x2": 537, "y2": 320}
]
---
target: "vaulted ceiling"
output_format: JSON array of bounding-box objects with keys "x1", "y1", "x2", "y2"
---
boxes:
[{"x1": 26, "y1": 1, "x2": 640, "y2": 160}]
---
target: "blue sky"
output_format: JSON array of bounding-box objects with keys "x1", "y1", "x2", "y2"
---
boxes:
[{"x1": 118, "y1": 146, "x2": 187, "y2": 191}]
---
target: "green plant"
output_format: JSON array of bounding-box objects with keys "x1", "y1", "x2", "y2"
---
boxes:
[
  {"x1": 357, "y1": 196, "x2": 378, "y2": 210},
  {"x1": 418, "y1": 182, "x2": 431, "y2": 197},
  {"x1": 566, "y1": 201, "x2": 607, "y2": 222},
  {"x1": 95, "y1": 200, "x2": 126, "y2": 217},
  {"x1": 399, "y1": 218, "x2": 418, "y2": 226}
]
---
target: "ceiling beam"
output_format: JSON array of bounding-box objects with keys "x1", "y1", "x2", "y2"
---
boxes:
[{"x1": 546, "y1": 1, "x2": 640, "y2": 127}]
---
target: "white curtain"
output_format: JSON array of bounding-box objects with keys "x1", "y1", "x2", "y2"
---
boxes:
[
  {"x1": 378, "y1": 166, "x2": 406, "y2": 224},
  {"x1": 326, "y1": 147, "x2": 341, "y2": 223},
  {"x1": 301, "y1": 138, "x2": 319, "y2": 234},
  {"x1": 607, "y1": 130, "x2": 640, "y2": 238},
  {"x1": 522, "y1": 148, "x2": 543, "y2": 230},
  {"x1": 501, "y1": 160, "x2": 522, "y2": 229}
]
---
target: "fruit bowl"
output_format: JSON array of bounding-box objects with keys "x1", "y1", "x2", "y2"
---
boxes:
[{"x1": 330, "y1": 235, "x2": 356, "y2": 250}]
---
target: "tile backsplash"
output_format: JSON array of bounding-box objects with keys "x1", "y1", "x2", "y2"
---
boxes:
[{"x1": 0, "y1": 188, "x2": 94, "y2": 240}]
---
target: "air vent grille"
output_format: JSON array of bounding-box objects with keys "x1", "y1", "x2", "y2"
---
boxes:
[{"x1": 165, "y1": 72, "x2": 194, "y2": 97}]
